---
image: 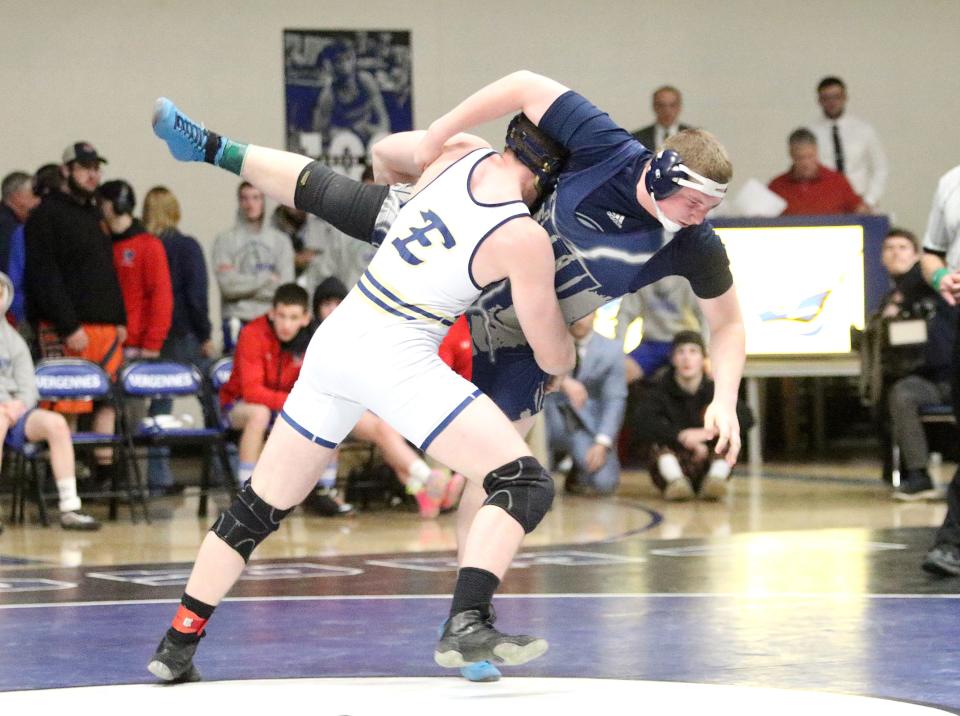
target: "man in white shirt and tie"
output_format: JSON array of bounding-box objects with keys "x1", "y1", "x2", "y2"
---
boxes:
[{"x1": 810, "y1": 76, "x2": 888, "y2": 211}]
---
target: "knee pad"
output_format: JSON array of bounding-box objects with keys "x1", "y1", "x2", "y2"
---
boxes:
[
  {"x1": 294, "y1": 161, "x2": 390, "y2": 242},
  {"x1": 482, "y1": 456, "x2": 555, "y2": 534},
  {"x1": 211, "y1": 482, "x2": 293, "y2": 562}
]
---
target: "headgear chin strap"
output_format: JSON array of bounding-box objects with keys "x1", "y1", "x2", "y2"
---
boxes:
[
  {"x1": 644, "y1": 149, "x2": 728, "y2": 200},
  {"x1": 644, "y1": 149, "x2": 727, "y2": 231}
]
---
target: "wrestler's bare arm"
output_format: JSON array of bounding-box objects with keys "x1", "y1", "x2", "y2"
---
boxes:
[{"x1": 415, "y1": 71, "x2": 570, "y2": 169}]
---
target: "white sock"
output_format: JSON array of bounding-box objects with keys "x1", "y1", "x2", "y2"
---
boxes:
[
  {"x1": 406, "y1": 458, "x2": 431, "y2": 494},
  {"x1": 657, "y1": 453, "x2": 685, "y2": 482},
  {"x1": 56, "y1": 477, "x2": 81, "y2": 513},
  {"x1": 238, "y1": 462, "x2": 255, "y2": 486},
  {"x1": 707, "y1": 459, "x2": 731, "y2": 480}
]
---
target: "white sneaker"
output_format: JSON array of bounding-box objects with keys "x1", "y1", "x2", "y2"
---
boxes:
[
  {"x1": 60, "y1": 510, "x2": 101, "y2": 531},
  {"x1": 698, "y1": 473, "x2": 728, "y2": 501},
  {"x1": 662, "y1": 476, "x2": 694, "y2": 501}
]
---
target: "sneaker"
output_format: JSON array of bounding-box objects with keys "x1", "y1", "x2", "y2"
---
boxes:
[
  {"x1": 147, "y1": 632, "x2": 203, "y2": 682},
  {"x1": 417, "y1": 470, "x2": 450, "y2": 519},
  {"x1": 698, "y1": 473, "x2": 728, "y2": 501},
  {"x1": 893, "y1": 470, "x2": 940, "y2": 502},
  {"x1": 152, "y1": 98, "x2": 210, "y2": 163},
  {"x1": 440, "y1": 473, "x2": 466, "y2": 513},
  {"x1": 59, "y1": 510, "x2": 101, "y2": 531},
  {"x1": 435, "y1": 606, "x2": 548, "y2": 668},
  {"x1": 662, "y1": 476, "x2": 695, "y2": 502},
  {"x1": 460, "y1": 660, "x2": 502, "y2": 682},
  {"x1": 303, "y1": 488, "x2": 354, "y2": 517},
  {"x1": 922, "y1": 544, "x2": 960, "y2": 577}
]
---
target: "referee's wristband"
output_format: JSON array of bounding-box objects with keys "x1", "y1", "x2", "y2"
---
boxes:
[{"x1": 932, "y1": 267, "x2": 949, "y2": 291}]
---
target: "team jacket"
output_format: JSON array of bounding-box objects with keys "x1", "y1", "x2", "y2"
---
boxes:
[
  {"x1": 111, "y1": 221, "x2": 173, "y2": 352},
  {"x1": 24, "y1": 190, "x2": 126, "y2": 336},
  {"x1": 220, "y1": 315, "x2": 306, "y2": 412}
]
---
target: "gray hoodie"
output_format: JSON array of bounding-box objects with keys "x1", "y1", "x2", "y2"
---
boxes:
[
  {"x1": 0, "y1": 273, "x2": 39, "y2": 408},
  {"x1": 212, "y1": 215, "x2": 295, "y2": 322}
]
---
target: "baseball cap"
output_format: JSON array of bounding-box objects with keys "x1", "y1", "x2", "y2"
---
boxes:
[{"x1": 62, "y1": 142, "x2": 108, "y2": 166}]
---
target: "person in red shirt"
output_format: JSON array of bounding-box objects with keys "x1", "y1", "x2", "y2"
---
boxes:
[
  {"x1": 99, "y1": 180, "x2": 173, "y2": 358},
  {"x1": 221, "y1": 283, "x2": 311, "y2": 485},
  {"x1": 768, "y1": 128, "x2": 869, "y2": 216}
]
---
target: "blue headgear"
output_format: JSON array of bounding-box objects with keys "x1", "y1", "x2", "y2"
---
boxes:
[{"x1": 644, "y1": 149, "x2": 728, "y2": 200}]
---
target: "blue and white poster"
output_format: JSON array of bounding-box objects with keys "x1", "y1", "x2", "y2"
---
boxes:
[{"x1": 284, "y1": 29, "x2": 413, "y2": 180}]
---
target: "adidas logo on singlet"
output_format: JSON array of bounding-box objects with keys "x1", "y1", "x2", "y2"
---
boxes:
[{"x1": 606, "y1": 211, "x2": 625, "y2": 228}]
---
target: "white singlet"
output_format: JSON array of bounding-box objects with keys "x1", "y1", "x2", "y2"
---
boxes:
[{"x1": 282, "y1": 148, "x2": 529, "y2": 450}]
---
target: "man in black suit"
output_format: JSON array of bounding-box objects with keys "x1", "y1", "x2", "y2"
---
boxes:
[{"x1": 631, "y1": 86, "x2": 692, "y2": 151}]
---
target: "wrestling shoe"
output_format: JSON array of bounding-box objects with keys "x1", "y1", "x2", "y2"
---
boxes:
[
  {"x1": 152, "y1": 98, "x2": 213, "y2": 163},
  {"x1": 60, "y1": 510, "x2": 101, "y2": 531},
  {"x1": 436, "y1": 620, "x2": 502, "y2": 681},
  {"x1": 460, "y1": 660, "x2": 502, "y2": 682},
  {"x1": 147, "y1": 632, "x2": 203, "y2": 682},
  {"x1": 922, "y1": 544, "x2": 960, "y2": 577},
  {"x1": 435, "y1": 606, "x2": 548, "y2": 668}
]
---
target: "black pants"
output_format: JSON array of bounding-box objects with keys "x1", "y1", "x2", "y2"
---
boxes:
[{"x1": 934, "y1": 310, "x2": 960, "y2": 546}]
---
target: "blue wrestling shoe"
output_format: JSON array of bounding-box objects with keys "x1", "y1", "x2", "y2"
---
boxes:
[
  {"x1": 437, "y1": 621, "x2": 501, "y2": 681},
  {"x1": 152, "y1": 97, "x2": 215, "y2": 163},
  {"x1": 460, "y1": 660, "x2": 502, "y2": 682}
]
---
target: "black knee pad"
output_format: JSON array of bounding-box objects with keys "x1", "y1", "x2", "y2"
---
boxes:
[
  {"x1": 482, "y1": 456, "x2": 555, "y2": 534},
  {"x1": 294, "y1": 161, "x2": 390, "y2": 242},
  {"x1": 211, "y1": 482, "x2": 293, "y2": 562}
]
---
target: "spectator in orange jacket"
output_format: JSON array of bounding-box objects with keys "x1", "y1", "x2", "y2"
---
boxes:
[
  {"x1": 220, "y1": 283, "x2": 312, "y2": 485},
  {"x1": 99, "y1": 180, "x2": 173, "y2": 358}
]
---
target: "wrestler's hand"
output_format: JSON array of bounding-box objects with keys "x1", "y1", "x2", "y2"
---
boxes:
[
  {"x1": 3, "y1": 400, "x2": 27, "y2": 423},
  {"x1": 585, "y1": 443, "x2": 608, "y2": 473},
  {"x1": 65, "y1": 327, "x2": 89, "y2": 353},
  {"x1": 938, "y1": 270, "x2": 960, "y2": 307},
  {"x1": 561, "y1": 377, "x2": 588, "y2": 411},
  {"x1": 704, "y1": 401, "x2": 741, "y2": 467}
]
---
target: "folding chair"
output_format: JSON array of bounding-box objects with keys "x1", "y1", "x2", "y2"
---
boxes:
[
  {"x1": 119, "y1": 360, "x2": 233, "y2": 517},
  {"x1": 9, "y1": 358, "x2": 139, "y2": 524}
]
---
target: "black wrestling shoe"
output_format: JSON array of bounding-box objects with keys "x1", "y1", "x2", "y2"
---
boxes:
[
  {"x1": 435, "y1": 606, "x2": 548, "y2": 668},
  {"x1": 147, "y1": 632, "x2": 203, "y2": 682},
  {"x1": 922, "y1": 544, "x2": 960, "y2": 577}
]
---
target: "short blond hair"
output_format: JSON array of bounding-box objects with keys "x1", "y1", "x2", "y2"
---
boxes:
[
  {"x1": 142, "y1": 186, "x2": 181, "y2": 235},
  {"x1": 663, "y1": 129, "x2": 733, "y2": 185}
]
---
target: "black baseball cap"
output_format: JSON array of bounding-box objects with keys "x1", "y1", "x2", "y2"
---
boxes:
[{"x1": 62, "y1": 142, "x2": 108, "y2": 166}]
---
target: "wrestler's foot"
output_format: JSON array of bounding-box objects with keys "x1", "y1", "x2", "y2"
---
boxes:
[
  {"x1": 152, "y1": 98, "x2": 210, "y2": 163},
  {"x1": 435, "y1": 606, "x2": 547, "y2": 668},
  {"x1": 416, "y1": 469, "x2": 450, "y2": 519},
  {"x1": 147, "y1": 632, "x2": 202, "y2": 682},
  {"x1": 460, "y1": 660, "x2": 502, "y2": 682}
]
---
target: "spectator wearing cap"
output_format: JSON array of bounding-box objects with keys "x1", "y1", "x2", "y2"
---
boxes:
[
  {"x1": 633, "y1": 331, "x2": 753, "y2": 501},
  {"x1": 24, "y1": 143, "x2": 126, "y2": 458},
  {"x1": 1, "y1": 172, "x2": 40, "y2": 330}
]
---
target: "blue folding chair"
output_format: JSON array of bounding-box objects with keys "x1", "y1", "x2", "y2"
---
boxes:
[
  {"x1": 8, "y1": 358, "x2": 138, "y2": 524},
  {"x1": 119, "y1": 360, "x2": 233, "y2": 517}
]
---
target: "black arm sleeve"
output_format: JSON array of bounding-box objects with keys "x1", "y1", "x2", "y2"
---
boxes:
[{"x1": 293, "y1": 161, "x2": 391, "y2": 244}]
